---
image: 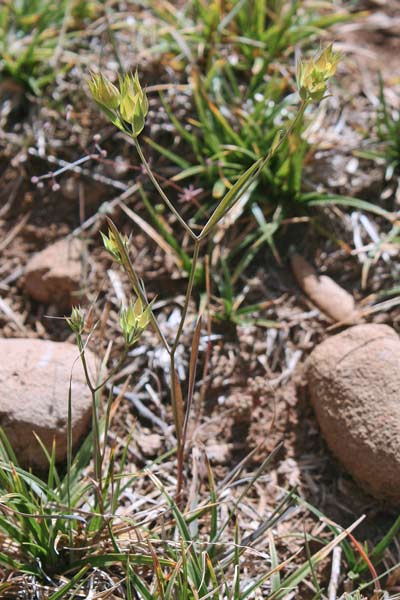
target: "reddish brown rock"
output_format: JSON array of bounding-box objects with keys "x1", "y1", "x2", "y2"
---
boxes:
[
  {"x1": 305, "y1": 324, "x2": 400, "y2": 504},
  {"x1": 24, "y1": 237, "x2": 84, "y2": 309},
  {"x1": 291, "y1": 254, "x2": 356, "y2": 323},
  {"x1": 0, "y1": 339, "x2": 96, "y2": 470}
]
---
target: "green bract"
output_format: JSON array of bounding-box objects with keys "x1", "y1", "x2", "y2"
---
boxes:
[
  {"x1": 88, "y1": 72, "x2": 120, "y2": 109},
  {"x1": 101, "y1": 228, "x2": 129, "y2": 264}
]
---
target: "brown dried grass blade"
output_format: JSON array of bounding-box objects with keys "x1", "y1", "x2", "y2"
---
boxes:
[{"x1": 182, "y1": 315, "x2": 202, "y2": 444}]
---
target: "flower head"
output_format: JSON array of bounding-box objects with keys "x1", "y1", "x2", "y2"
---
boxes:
[
  {"x1": 120, "y1": 298, "x2": 152, "y2": 347},
  {"x1": 297, "y1": 45, "x2": 340, "y2": 102},
  {"x1": 118, "y1": 72, "x2": 149, "y2": 136},
  {"x1": 88, "y1": 70, "x2": 148, "y2": 136},
  {"x1": 66, "y1": 306, "x2": 85, "y2": 335}
]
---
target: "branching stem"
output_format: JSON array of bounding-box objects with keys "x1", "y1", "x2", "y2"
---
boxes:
[{"x1": 134, "y1": 137, "x2": 198, "y2": 242}]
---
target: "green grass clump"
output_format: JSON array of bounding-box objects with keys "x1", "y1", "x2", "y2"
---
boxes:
[
  {"x1": 155, "y1": 66, "x2": 308, "y2": 207},
  {"x1": 1, "y1": 422, "x2": 389, "y2": 598},
  {"x1": 0, "y1": 0, "x2": 97, "y2": 94},
  {"x1": 376, "y1": 79, "x2": 400, "y2": 179},
  {"x1": 150, "y1": 0, "x2": 357, "y2": 205},
  {"x1": 156, "y1": 0, "x2": 353, "y2": 72}
]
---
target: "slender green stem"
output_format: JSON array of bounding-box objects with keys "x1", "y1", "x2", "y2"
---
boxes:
[
  {"x1": 91, "y1": 388, "x2": 102, "y2": 497},
  {"x1": 106, "y1": 218, "x2": 171, "y2": 354},
  {"x1": 171, "y1": 239, "x2": 200, "y2": 499},
  {"x1": 76, "y1": 338, "x2": 103, "y2": 504},
  {"x1": 92, "y1": 350, "x2": 128, "y2": 394},
  {"x1": 172, "y1": 240, "x2": 200, "y2": 354},
  {"x1": 198, "y1": 98, "x2": 310, "y2": 240},
  {"x1": 77, "y1": 338, "x2": 94, "y2": 393},
  {"x1": 66, "y1": 378, "x2": 73, "y2": 555},
  {"x1": 134, "y1": 137, "x2": 198, "y2": 241},
  {"x1": 131, "y1": 139, "x2": 202, "y2": 499}
]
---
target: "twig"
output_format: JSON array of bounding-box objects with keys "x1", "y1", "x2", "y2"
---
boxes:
[
  {"x1": 0, "y1": 211, "x2": 31, "y2": 253},
  {"x1": 0, "y1": 297, "x2": 26, "y2": 333},
  {"x1": 109, "y1": 384, "x2": 174, "y2": 445},
  {"x1": 0, "y1": 176, "x2": 22, "y2": 217},
  {"x1": 328, "y1": 545, "x2": 342, "y2": 600},
  {"x1": 28, "y1": 148, "x2": 128, "y2": 191},
  {"x1": 71, "y1": 184, "x2": 139, "y2": 236}
]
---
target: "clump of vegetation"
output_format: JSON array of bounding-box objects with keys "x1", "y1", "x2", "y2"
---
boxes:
[
  {"x1": 153, "y1": 0, "x2": 351, "y2": 210},
  {"x1": 0, "y1": 0, "x2": 98, "y2": 94},
  {"x1": 376, "y1": 79, "x2": 400, "y2": 180}
]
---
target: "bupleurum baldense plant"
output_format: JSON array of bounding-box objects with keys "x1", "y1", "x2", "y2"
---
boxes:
[{"x1": 86, "y1": 46, "x2": 340, "y2": 496}]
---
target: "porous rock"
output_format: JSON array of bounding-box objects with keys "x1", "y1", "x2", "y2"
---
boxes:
[
  {"x1": 291, "y1": 254, "x2": 356, "y2": 323},
  {"x1": 24, "y1": 237, "x2": 84, "y2": 309},
  {"x1": 305, "y1": 324, "x2": 400, "y2": 504},
  {"x1": 0, "y1": 338, "x2": 95, "y2": 470}
]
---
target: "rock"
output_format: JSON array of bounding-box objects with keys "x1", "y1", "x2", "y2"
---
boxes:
[
  {"x1": 305, "y1": 324, "x2": 400, "y2": 504},
  {"x1": 291, "y1": 254, "x2": 357, "y2": 323},
  {"x1": 0, "y1": 339, "x2": 96, "y2": 470},
  {"x1": 24, "y1": 238, "x2": 84, "y2": 309},
  {"x1": 206, "y1": 442, "x2": 231, "y2": 464},
  {"x1": 137, "y1": 432, "x2": 163, "y2": 457}
]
